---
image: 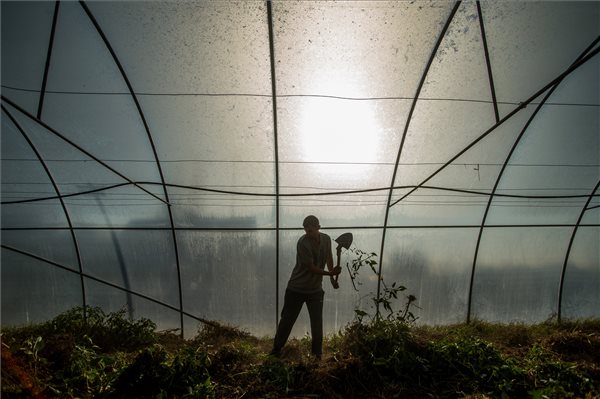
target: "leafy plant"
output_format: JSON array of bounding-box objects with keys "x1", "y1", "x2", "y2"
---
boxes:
[
  {"x1": 342, "y1": 318, "x2": 412, "y2": 362},
  {"x1": 428, "y1": 337, "x2": 527, "y2": 397},
  {"x1": 11, "y1": 306, "x2": 157, "y2": 354},
  {"x1": 107, "y1": 344, "x2": 214, "y2": 399},
  {"x1": 255, "y1": 357, "x2": 294, "y2": 396},
  {"x1": 3, "y1": 307, "x2": 599, "y2": 399},
  {"x1": 525, "y1": 344, "x2": 593, "y2": 398},
  {"x1": 348, "y1": 248, "x2": 418, "y2": 323},
  {"x1": 20, "y1": 336, "x2": 45, "y2": 382},
  {"x1": 56, "y1": 336, "x2": 127, "y2": 398}
]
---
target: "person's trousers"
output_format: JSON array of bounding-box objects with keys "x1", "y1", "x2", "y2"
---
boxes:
[{"x1": 272, "y1": 289, "x2": 324, "y2": 356}]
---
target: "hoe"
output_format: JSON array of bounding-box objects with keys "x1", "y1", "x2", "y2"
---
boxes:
[{"x1": 331, "y1": 232, "x2": 353, "y2": 289}]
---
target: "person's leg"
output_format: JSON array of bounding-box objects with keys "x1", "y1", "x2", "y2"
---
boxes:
[
  {"x1": 272, "y1": 289, "x2": 304, "y2": 354},
  {"x1": 306, "y1": 290, "x2": 324, "y2": 357}
]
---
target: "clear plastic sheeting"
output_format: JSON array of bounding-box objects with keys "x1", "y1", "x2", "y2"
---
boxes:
[
  {"x1": 84, "y1": 277, "x2": 183, "y2": 334},
  {"x1": 177, "y1": 230, "x2": 276, "y2": 337},
  {"x1": 472, "y1": 227, "x2": 572, "y2": 323},
  {"x1": 562, "y1": 227, "x2": 600, "y2": 319},
  {"x1": 0, "y1": 1, "x2": 56, "y2": 114},
  {"x1": 1, "y1": 1, "x2": 599, "y2": 337},
  {"x1": 483, "y1": 1, "x2": 600, "y2": 109},
  {"x1": 1, "y1": 230, "x2": 78, "y2": 270},
  {"x1": 1, "y1": 249, "x2": 83, "y2": 326},
  {"x1": 382, "y1": 228, "x2": 477, "y2": 324}
]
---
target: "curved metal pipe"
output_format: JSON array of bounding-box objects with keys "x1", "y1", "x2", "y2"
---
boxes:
[
  {"x1": 79, "y1": 1, "x2": 185, "y2": 336},
  {"x1": 389, "y1": 45, "x2": 600, "y2": 209},
  {"x1": 476, "y1": 1, "x2": 499, "y2": 123},
  {"x1": 3, "y1": 179, "x2": 598, "y2": 206},
  {"x1": 2, "y1": 105, "x2": 88, "y2": 318},
  {"x1": 557, "y1": 180, "x2": 600, "y2": 321},
  {"x1": 378, "y1": 2, "x2": 462, "y2": 317},
  {"x1": 37, "y1": 1, "x2": 60, "y2": 120},
  {"x1": 467, "y1": 36, "x2": 600, "y2": 322},
  {"x1": 266, "y1": 0, "x2": 281, "y2": 328},
  {"x1": 1, "y1": 95, "x2": 169, "y2": 205}
]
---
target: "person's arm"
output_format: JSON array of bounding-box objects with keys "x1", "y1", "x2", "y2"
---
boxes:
[
  {"x1": 305, "y1": 253, "x2": 340, "y2": 276},
  {"x1": 307, "y1": 261, "x2": 339, "y2": 276},
  {"x1": 326, "y1": 249, "x2": 334, "y2": 274},
  {"x1": 327, "y1": 248, "x2": 340, "y2": 288}
]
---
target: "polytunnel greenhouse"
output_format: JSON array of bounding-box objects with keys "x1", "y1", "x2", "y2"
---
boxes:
[{"x1": 1, "y1": 0, "x2": 599, "y2": 340}]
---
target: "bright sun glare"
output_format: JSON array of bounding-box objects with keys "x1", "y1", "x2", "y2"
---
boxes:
[{"x1": 298, "y1": 80, "x2": 380, "y2": 165}]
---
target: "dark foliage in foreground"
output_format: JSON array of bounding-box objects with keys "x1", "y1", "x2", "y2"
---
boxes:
[{"x1": 2, "y1": 306, "x2": 599, "y2": 398}]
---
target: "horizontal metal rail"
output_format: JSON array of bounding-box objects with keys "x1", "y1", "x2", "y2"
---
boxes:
[
  {"x1": 3, "y1": 224, "x2": 598, "y2": 232},
  {"x1": 2, "y1": 181, "x2": 597, "y2": 205},
  {"x1": 2, "y1": 84, "x2": 599, "y2": 108}
]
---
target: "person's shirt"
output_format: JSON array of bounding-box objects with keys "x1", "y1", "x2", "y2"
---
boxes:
[{"x1": 287, "y1": 232, "x2": 332, "y2": 294}]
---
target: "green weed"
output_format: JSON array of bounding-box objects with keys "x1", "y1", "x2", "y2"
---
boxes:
[
  {"x1": 2, "y1": 307, "x2": 599, "y2": 399},
  {"x1": 526, "y1": 344, "x2": 593, "y2": 398},
  {"x1": 348, "y1": 248, "x2": 419, "y2": 323},
  {"x1": 54, "y1": 336, "x2": 127, "y2": 398},
  {"x1": 107, "y1": 344, "x2": 214, "y2": 399}
]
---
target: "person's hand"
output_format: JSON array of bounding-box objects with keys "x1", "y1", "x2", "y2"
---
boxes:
[
  {"x1": 330, "y1": 277, "x2": 339, "y2": 289},
  {"x1": 331, "y1": 266, "x2": 342, "y2": 276}
]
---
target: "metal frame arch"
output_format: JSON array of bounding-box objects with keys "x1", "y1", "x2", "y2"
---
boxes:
[
  {"x1": 557, "y1": 180, "x2": 600, "y2": 322},
  {"x1": 463, "y1": 0, "x2": 501, "y2": 323},
  {"x1": 388, "y1": 46, "x2": 600, "y2": 210},
  {"x1": 378, "y1": 2, "x2": 462, "y2": 316},
  {"x1": 32, "y1": 0, "x2": 89, "y2": 319},
  {"x1": 381, "y1": 28, "x2": 598, "y2": 325},
  {"x1": 1, "y1": 0, "x2": 91, "y2": 321},
  {"x1": 37, "y1": 1, "x2": 60, "y2": 120},
  {"x1": 36, "y1": 0, "x2": 87, "y2": 313},
  {"x1": 266, "y1": 0, "x2": 281, "y2": 328},
  {"x1": 78, "y1": 1, "x2": 186, "y2": 335},
  {"x1": 1, "y1": 105, "x2": 88, "y2": 314},
  {"x1": 466, "y1": 36, "x2": 600, "y2": 323},
  {"x1": 476, "y1": 1, "x2": 499, "y2": 124}
]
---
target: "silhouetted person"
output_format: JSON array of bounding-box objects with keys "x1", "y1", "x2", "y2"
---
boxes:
[{"x1": 271, "y1": 215, "x2": 342, "y2": 359}]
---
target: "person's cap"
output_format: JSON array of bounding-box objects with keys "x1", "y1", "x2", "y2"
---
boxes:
[{"x1": 302, "y1": 215, "x2": 320, "y2": 228}]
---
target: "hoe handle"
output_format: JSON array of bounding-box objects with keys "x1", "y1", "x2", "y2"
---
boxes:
[{"x1": 330, "y1": 246, "x2": 342, "y2": 289}]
